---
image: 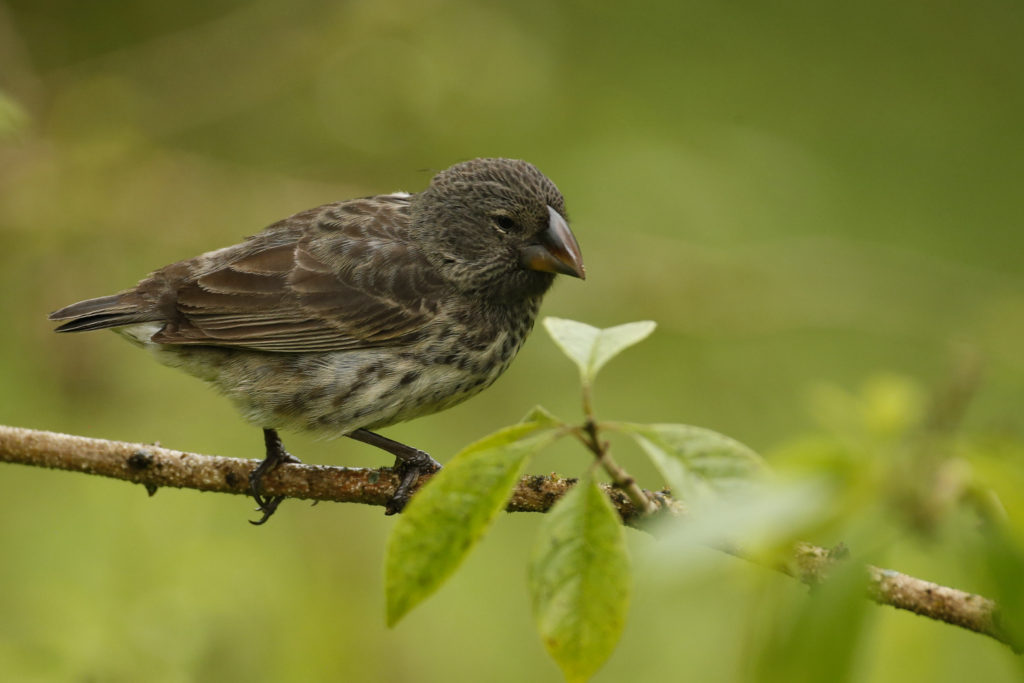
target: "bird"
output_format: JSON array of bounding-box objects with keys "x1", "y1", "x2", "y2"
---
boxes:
[{"x1": 49, "y1": 158, "x2": 585, "y2": 524}]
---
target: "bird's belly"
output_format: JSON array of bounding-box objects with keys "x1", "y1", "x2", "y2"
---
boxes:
[{"x1": 149, "y1": 330, "x2": 523, "y2": 438}]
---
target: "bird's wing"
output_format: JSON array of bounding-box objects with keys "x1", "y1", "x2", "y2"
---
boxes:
[{"x1": 150, "y1": 199, "x2": 448, "y2": 353}]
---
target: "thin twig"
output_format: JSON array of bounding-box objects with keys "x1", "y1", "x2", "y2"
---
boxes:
[
  {"x1": 578, "y1": 377, "x2": 657, "y2": 514},
  {"x1": 577, "y1": 419, "x2": 657, "y2": 515},
  {"x1": 0, "y1": 424, "x2": 1016, "y2": 652}
]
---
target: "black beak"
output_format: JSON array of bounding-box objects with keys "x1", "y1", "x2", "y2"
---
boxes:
[{"x1": 519, "y1": 206, "x2": 586, "y2": 279}]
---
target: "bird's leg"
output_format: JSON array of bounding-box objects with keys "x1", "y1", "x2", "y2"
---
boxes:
[
  {"x1": 249, "y1": 428, "x2": 302, "y2": 525},
  {"x1": 347, "y1": 428, "x2": 441, "y2": 515}
]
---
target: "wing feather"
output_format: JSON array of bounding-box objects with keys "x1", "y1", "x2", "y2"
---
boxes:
[{"x1": 150, "y1": 197, "x2": 446, "y2": 352}]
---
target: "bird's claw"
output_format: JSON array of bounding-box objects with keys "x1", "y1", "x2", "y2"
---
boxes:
[
  {"x1": 386, "y1": 450, "x2": 441, "y2": 515},
  {"x1": 249, "y1": 494, "x2": 287, "y2": 526},
  {"x1": 248, "y1": 429, "x2": 302, "y2": 525}
]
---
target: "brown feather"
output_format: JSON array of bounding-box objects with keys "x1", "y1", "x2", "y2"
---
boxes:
[{"x1": 148, "y1": 197, "x2": 446, "y2": 352}]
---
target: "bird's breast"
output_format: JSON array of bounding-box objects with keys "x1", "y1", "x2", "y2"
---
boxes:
[{"x1": 153, "y1": 298, "x2": 541, "y2": 439}]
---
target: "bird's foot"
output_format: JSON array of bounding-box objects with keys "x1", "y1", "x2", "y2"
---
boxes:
[
  {"x1": 249, "y1": 428, "x2": 302, "y2": 525},
  {"x1": 345, "y1": 428, "x2": 442, "y2": 515},
  {"x1": 387, "y1": 449, "x2": 442, "y2": 515},
  {"x1": 250, "y1": 492, "x2": 287, "y2": 526}
]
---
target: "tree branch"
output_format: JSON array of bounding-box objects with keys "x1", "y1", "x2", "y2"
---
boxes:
[
  {"x1": 0, "y1": 424, "x2": 1016, "y2": 652},
  {"x1": 787, "y1": 542, "x2": 1014, "y2": 650}
]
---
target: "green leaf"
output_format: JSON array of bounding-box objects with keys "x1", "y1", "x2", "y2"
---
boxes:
[
  {"x1": 543, "y1": 317, "x2": 656, "y2": 384},
  {"x1": 520, "y1": 404, "x2": 563, "y2": 428},
  {"x1": 529, "y1": 476, "x2": 631, "y2": 682},
  {"x1": 386, "y1": 420, "x2": 562, "y2": 626},
  {"x1": 619, "y1": 423, "x2": 765, "y2": 504},
  {"x1": 649, "y1": 477, "x2": 834, "y2": 562},
  {"x1": 753, "y1": 551, "x2": 871, "y2": 683}
]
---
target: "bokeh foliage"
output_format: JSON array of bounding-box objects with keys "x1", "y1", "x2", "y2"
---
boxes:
[{"x1": 1, "y1": 0, "x2": 1023, "y2": 680}]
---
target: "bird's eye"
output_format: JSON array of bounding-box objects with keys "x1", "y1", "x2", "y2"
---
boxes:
[{"x1": 492, "y1": 214, "x2": 517, "y2": 234}]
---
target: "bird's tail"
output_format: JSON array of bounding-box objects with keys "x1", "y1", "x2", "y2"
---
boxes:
[{"x1": 49, "y1": 293, "x2": 155, "y2": 333}]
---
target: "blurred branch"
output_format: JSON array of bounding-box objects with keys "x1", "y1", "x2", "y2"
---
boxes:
[
  {"x1": 788, "y1": 542, "x2": 1016, "y2": 653},
  {"x1": 0, "y1": 424, "x2": 1016, "y2": 652}
]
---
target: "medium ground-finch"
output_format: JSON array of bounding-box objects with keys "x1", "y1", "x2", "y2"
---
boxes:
[{"x1": 50, "y1": 158, "x2": 585, "y2": 522}]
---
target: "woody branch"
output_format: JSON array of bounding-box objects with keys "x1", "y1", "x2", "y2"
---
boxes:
[{"x1": 0, "y1": 424, "x2": 1015, "y2": 652}]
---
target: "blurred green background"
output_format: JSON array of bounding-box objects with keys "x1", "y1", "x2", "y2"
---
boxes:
[{"x1": 2, "y1": 0, "x2": 1023, "y2": 680}]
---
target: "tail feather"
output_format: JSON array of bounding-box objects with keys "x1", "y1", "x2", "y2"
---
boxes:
[{"x1": 49, "y1": 294, "x2": 158, "y2": 333}]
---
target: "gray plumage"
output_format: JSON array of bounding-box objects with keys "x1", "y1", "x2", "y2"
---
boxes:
[{"x1": 50, "y1": 158, "x2": 584, "y2": 442}]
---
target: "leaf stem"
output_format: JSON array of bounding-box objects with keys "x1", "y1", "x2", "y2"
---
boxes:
[{"x1": 581, "y1": 380, "x2": 595, "y2": 419}]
